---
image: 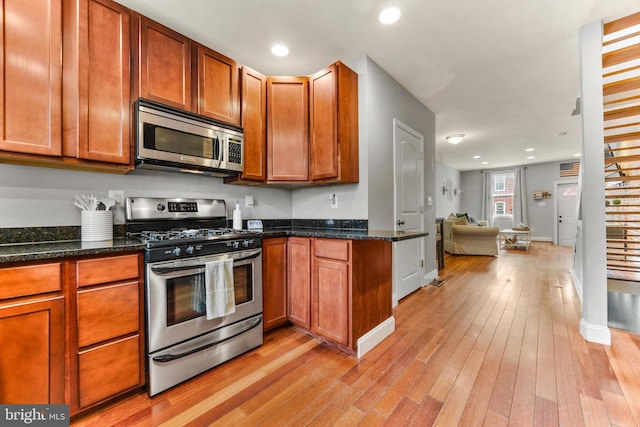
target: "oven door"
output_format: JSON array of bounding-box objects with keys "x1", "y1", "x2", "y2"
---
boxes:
[{"x1": 146, "y1": 249, "x2": 262, "y2": 353}]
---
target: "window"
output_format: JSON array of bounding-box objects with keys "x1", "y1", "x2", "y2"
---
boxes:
[{"x1": 491, "y1": 171, "x2": 514, "y2": 218}]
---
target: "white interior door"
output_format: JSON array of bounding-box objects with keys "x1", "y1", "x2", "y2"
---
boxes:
[
  {"x1": 556, "y1": 182, "x2": 579, "y2": 246},
  {"x1": 393, "y1": 119, "x2": 424, "y2": 303}
]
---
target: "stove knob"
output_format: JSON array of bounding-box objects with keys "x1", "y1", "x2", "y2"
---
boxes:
[
  {"x1": 157, "y1": 203, "x2": 166, "y2": 212},
  {"x1": 232, "y1": 241, "x2": 240, "y2": 249},
  {"x1": 242, "y1": 240, "x2": 250, "y2": 248},
  {"x1": 172, "y1": 247, "x2": 181, "y2": 257},
  {"x1": 186, "y1": 245, "x2": 195, "y2": 255}
]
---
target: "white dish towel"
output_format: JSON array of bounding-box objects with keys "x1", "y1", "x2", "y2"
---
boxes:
[{"x1": 204, "y1": 258, "x2": 236, "y2": 319}]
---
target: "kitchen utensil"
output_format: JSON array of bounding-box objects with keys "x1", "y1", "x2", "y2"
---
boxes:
[{"x1": 101, "y1": 197, "x2": 116, "y2": 211}]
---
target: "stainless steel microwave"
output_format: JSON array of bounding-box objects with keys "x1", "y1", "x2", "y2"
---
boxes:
[{"x1": 134, "y1": 98, "x2": 243, "y2": 177}]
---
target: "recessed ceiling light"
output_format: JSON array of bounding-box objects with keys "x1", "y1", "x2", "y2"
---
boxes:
[
  {"x1": 482, "y1": 161, "x2": 489, "y2": 165},
  {"x1": 271, "y1": 44, "x2": 289, "y2": 57},
  {"x1": 445, "y1": 134, "x2": 465, "y2": 144},
  {"x1": 379, "y1": 7, "x2": 401, "y2": 24},
  {"x1": 473, "y1": 155, "x2": 480, "y2": 159},
  {"x1": 574, "y1": 153, "x2": 582, "y2": 157},
  {"x1": 525, "y1": 148, "x2": 535, "y2": 152},
  {"x1": 527, "y1": 156, "x2": 535, "y2": 159}
]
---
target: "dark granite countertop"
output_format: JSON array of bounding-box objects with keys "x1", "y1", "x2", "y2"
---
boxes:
[
  {"x1": 0, "y1": 220, "x2": 427, "y2": 264},
  {"x1": 261, "y1": 228, "x2": 427, "y2": 241},
  {"x1": 0, "y1": 238, "x2": 145, "y2": 263}
]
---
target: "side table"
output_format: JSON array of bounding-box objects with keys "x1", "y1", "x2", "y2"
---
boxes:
[{"x1": 499, "y1": 229, "x2": 531, "y2": 251}]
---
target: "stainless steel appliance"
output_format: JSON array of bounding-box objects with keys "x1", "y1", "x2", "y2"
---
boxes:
[
  {"x1": 126, "y1": 197, "x2": 262, "y2": 396},
  {"x1": 135, "y1": 98, "x2": 243, "y2": 176}
]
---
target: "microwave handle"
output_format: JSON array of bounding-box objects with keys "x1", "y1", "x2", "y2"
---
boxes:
[{"x1": 214, "y1": 132, "x2": 223, "y2": 168}]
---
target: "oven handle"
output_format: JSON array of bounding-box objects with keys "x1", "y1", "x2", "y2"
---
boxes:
[
  {"x1": 150, "y1": 249, "x2": 261, "y2": 275},
  {"x1": 150, "y1": 265, "x2": 204, "y2": 275},
  {"x1": 152, "y1": 315, "x2": 262, "y2": 363}
]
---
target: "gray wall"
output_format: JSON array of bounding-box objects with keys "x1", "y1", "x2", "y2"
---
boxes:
[
  {"x1": 435, "y1": 161, "x2": 461, "y2": 219},
  {"x1": 0, "y1": 163, "x2": 291, "y2": 228},
  {"x1": 460, "y1": 160, "x2": 579, "y2": 240}
]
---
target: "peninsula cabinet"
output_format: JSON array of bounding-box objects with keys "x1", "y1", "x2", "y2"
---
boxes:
[
  {"x1": 287, "y1": 237, "x2": 392, "y2": 353},
  {"x1": 267, "y1": 77, "x2": 310, "y2": 183},
  {"x1": 309, "y1": 62, "x2": 359, "y2": 184},
  {"x1": 63, "y1": 0, "x2": 132, "y2": 166},
  {"x1": 68, "y1": 252, "x2": 144, "y2": 416},
  {"x1": 262, "y1": 237, "x2": 288, "y2": 331},
  {"x1": 134, "y1": 16, "x2": 192, "y2": 111},
  {"x1": 0, "y1": 0, "x2": 62, "y2": 157},
  {"x1": 0, "y1": 262, "x2": 65, "y2": 404}
]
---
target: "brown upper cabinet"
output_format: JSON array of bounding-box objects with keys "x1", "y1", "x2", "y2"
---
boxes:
[
  {"x1": 193, "y1": 44, "x2": 240, "y2": 125},
  {"x1": 309, "y1": 62, "x2": 359, "y2": 184},
  {"x1": 134, "y1": 16, "x2": 192, "y2": 111},
  {"x1": 0, "y1": 0, "x2": 63, "y2": 157},
  {"x1": 63, "y1": 0, "x2": 132, "y2": 166},
  {"x1": 134, "y1": 15, "x2": 242, "y2": 127},
  {"x1": 226, "y1": 66, "x2": 267, "y2": 184},
  {"x1": 267, "y1": 76, "x2": 310, "y2": 183}
]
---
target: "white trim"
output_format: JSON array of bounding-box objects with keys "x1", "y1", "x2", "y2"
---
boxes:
[
  {"x1": 570, "y1": 267, "x2": 583, "y2": 302},
  {"x1": 424, "y1": 268, "x2": 438, "y2": 285},
  {"x1": 357, "y1": 316, "x2": 395, "y2": 358},
  {"x1": 580, "y1": 318, "x2": 611, "y2": 345}
]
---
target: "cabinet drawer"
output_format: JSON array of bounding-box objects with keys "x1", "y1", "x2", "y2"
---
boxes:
[
  {"x1": 77, "y1": 282, "x2": 140, "y2": 348},
  {"x1": 78, "y1": 335, "x2": 140, "y2": 408},
  {"x1": 314, "y1": 239, "x2": 350, "y2": 262},
  {"x1": 0, "y1": 263, "x2": 62, "y2": 300},
  {"x1": 76, "y1": 254, "x2": 139, "y2": 287}
]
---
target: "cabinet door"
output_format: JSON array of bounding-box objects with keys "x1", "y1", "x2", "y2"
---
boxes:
[
  {"x1": 312, "y1": 258, "x2": 349, "y2": 346},
  {"x1": 137, "y1": 16, "x2": 191, "y2": 110},
  {"x1": 0, "y1": 0, "x2": 62, "y2": 156},
  {"x1": 239, "y1": 66, "x2": 267, "y2": 182},
  {"x1": 267, "y1": 77, "x2": 309, "y2": 182},
  {"x1": 0, "y1": 296, "x2": 64, "y2": 404},
  {"x1": 287, "y1": 237, "x2": 311, "y2": 328},
  {"x1": 309, "y1": 64, "x2": 338, "y2": 181},
  {"x1": 63, "y1": 0, "x2": 131, "y2": 164},
  {"x1": 194, "y1": 44, "x2": 239, "y2": 125},
  {"x1": 309, "y1": 61, "x2": 359, "y2": 184},
  {"x1": 312, "y1": 239, "x2": 351, "y2": 346},
  {"x1": 262, "y1": 238, "x2": 287, "y2": 331}
]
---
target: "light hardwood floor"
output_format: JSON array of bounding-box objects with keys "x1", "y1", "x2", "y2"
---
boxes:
[{"x1": 72, "y1": 242, "x2": 640, "y2": 426}]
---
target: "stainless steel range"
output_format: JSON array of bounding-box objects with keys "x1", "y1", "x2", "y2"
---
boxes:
[{"x1": 126, "y1": 197, "x2": 263, "y2": 396}]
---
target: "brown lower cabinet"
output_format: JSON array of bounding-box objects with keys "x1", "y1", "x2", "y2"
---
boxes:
[
  {"x1": 0, "y1": 262, "x2": 65, "y2": 404},
  {"x1": 69, "y1": 252, "x2": 145, "y2": 416},
  {"x1": 0, "y1": 252, "x2": 145, "y2": 414},
  {"x1": 262, "y1": 237, "x2": 288, "y2": 331},
  {"x1": 284, "y1": 237, "x2": 393, "y2": 353}
]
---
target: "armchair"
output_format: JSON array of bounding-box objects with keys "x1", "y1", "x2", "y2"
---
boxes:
[{"x1": 443, "y1": 217, "x2": 499, "y2": 256}]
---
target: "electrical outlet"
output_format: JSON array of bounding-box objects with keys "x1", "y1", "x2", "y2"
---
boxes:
[
  {"x1": 108, "y1": 190, "x2": 124, "y2": 204},
  {"x1": 330, "y1": 193, "x2": 338, "y2": 209},
  {"x1": 245, "y1": 195, "x2": 254, "y2": 207}
]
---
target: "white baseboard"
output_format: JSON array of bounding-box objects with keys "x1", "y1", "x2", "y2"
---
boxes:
[
  {"x1": 531, "y1": 236, "x2": 552, "y2": 242},
  {"x1": 580, "y1": 318, "x2": 611, "y2": 345},
  {"x1": 357, "y1": 316, "x2": 395, "y2": 358},
  {"x1": 569, "y1": 267, "x2": 583, "y2": 302}
]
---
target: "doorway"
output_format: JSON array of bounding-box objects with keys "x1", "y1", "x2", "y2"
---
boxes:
[
  {"x1": 555, "y1": 181, "x2": 579, "y2": 246},
  {"x1": 393, "y1": 119, "x2": 424, "y2": 304}
]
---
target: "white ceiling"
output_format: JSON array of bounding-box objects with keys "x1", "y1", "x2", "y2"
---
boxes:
[{"x1": 116, "y1": 0, "x2": 639, "y2": 171}]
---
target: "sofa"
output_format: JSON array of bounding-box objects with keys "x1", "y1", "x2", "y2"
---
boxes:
[{"x1": 443, "y1": 216, "x2": 499, "y2": 256}]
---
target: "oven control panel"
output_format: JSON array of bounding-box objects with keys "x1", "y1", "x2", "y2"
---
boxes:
[{"x1": 145, "y1": 237, "x2": 262, "y2": 262}]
